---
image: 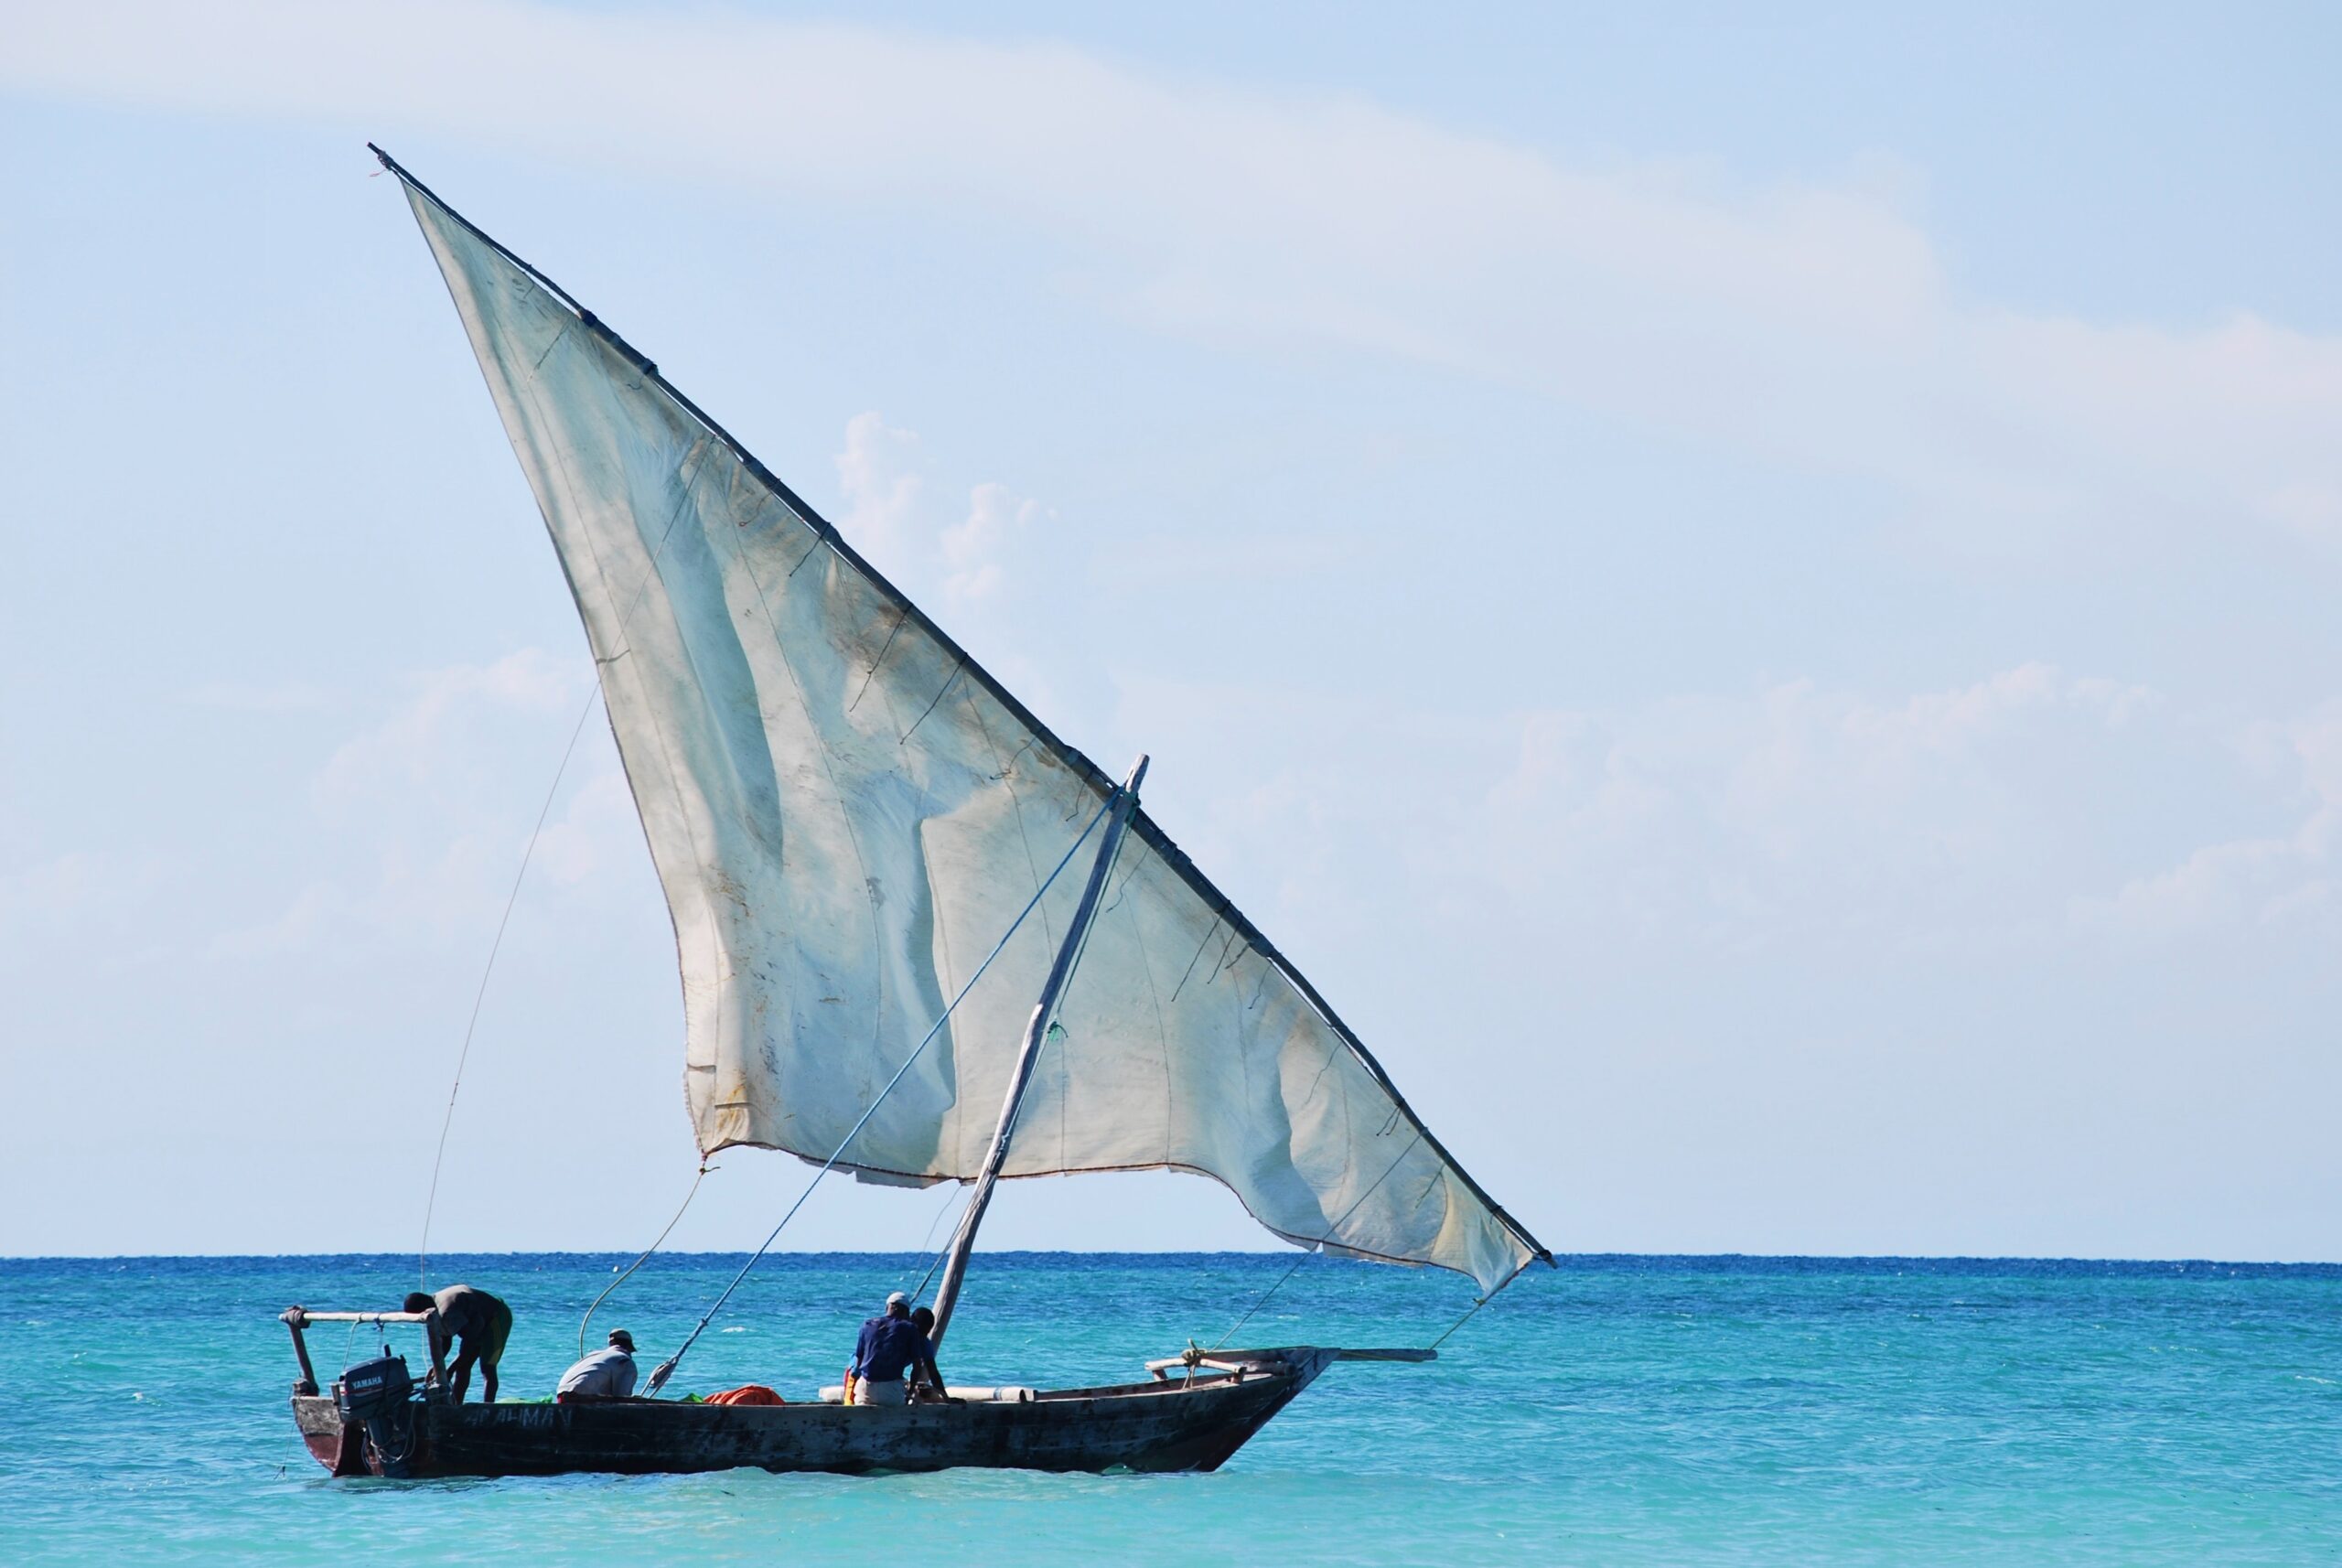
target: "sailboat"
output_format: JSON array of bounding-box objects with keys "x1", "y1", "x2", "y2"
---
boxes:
[{"x1": 280, "y1": 147, "x2": 1550, "y2": 1479}]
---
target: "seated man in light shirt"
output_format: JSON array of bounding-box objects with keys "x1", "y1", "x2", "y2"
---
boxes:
[{"x1": 556, "y1": 1328, "x2": 639, "y2": 1401}]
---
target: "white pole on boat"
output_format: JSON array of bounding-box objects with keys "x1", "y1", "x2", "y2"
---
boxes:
[{"x1": 927, "y1": 754, "x2": 1148, "y2": 1349}]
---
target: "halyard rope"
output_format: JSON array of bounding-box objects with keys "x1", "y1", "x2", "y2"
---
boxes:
[
  {"x1": 1208, "y1": 1250, "x2": 1313, "y2": 1352},
  {"x1": 579, "y1": 1161, "x2": 717, "y2": 1357},
  {"x1": 1209, "y1": 1132, "x2": 1424, "y2": 1350},
  {"x1": 896, "y1": 1181, "x2": 968, "y2": 1297},
  {"x1": 1428, "y1": 1293, "x2": 1491, "y2": 1351},
  {"x1": 415, "y1": 446, "x2": 712, "y2": 1290},
  {"x1": 417, "y1": 683, "x2": 603, "y2": 1291}
]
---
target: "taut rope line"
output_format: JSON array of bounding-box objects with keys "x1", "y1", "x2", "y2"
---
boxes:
[
  {"x1": 1209, "y1": 1131, "x2": 1424, "y2": 1350},
  {"x1": 1427, "y1": 1293, "x2": 1491, "y2": 1351},
  {"x1": 580, "y1": 1161, "x2": 717, "y2": 1357},
  {"x1": 416, "y1": 446, "x2": 712, "y2": 1290},
  {"x1": 417, "y1": 683, "x2": 603, "y2": 1291}
]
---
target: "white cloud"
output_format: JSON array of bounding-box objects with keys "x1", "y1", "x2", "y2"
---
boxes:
[
  {"x1": 4, "y1": 0, "x2": 2336, "y2": 558},
  {"x1": 1461, "y1": 665, "x2": 2171, "y2": 950},
  {"x1": 2268, "y1": 483, "x2": 2342, "y2": 551},
  {"x1": 532, "y1": 770, "x2": 639, "y2": 888},
  {"x1": 313, "y1": 647, "x2": 575, "y2": 814},
  {"x1": 2071, "y1": 703, "x2": 2342, "y2": 938},
  {"x1": 833, "y1": 412, "x2": 926, "y2": 586},
  {"x1": 0, "y1": 848, "x2": 160, "y2": 940},
  {"x1": 183, "y1": 679, "x2": 334, "y2": 713},
  {"x1": 213, "y1": 648, "x2": 631, "y2": 959},
  {"x1": 2287, "y1": 703, "x2": 2342, "y2": 808},
  {"x1": 833, "y1": 412, "x2": 1041, "y2": 609},
  {"x1": 2074, "y1": 834, "x2": 2335, "y2": 939},
  {"x1": 1121, "y1": 663, "x2": 2336, "y2": 967},
  {"x1": 940, "y1": 482, "x2": 1037, "y2": 605}
]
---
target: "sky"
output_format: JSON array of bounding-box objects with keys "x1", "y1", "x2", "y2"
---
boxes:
[{"x1": 1, "y1": 2, "x2": 2337, "y2": 1271}]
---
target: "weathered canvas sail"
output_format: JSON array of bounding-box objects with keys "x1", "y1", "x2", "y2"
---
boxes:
[{"x1": 389, "y1": 159, "x2": 1547, "y2": 1294}]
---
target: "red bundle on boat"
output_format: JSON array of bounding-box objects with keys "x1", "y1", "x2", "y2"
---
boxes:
[{"x1": 704, "y1": 1385, "x2": 786, "y2": 1406}]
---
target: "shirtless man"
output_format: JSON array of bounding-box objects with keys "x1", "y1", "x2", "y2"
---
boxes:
[{"x1": 402, "y1": 1284, "x2": 512, "y2": 1403}]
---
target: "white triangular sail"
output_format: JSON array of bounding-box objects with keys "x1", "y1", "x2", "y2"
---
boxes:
[{"x1": 390, "y1": 157, "x2": 1547, "y2": 1294}]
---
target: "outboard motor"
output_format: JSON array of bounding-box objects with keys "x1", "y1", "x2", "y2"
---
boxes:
[{"x1": 334, "y1": 1353, "x2": 419, "y2": 1477}]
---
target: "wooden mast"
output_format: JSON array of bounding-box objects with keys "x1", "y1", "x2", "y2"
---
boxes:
[{"x1": 927, "y1": 754, "x2": 1149, "y2": 1349}]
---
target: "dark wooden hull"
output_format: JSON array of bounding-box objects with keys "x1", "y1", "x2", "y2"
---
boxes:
[{"x1": 293, "y1": 1351, "x2": 1335, "y2": 1479}]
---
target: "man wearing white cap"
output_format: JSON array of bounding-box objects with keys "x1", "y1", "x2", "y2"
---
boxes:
[
  {"x1": 556, "y1": 1328, "x2": 639, "y2": 1401},
  {"x1": 850, "y1": 1293, "x2": 941, "y2": 1405}
]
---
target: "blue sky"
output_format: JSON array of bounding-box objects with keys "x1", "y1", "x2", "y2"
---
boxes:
[{"x1": 1, "y1": 2, "x2": 2337, "y2": 1268}]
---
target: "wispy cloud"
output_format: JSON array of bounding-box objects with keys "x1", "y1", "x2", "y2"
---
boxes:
[
  {"x1": 1467, "y1": 665, "x2": 2163, "y2": 954},
  {"x1": 1119, "y1": 662, "x2": 2337, "y2": 970},
  {"x1": 183, "y1": 679, "x2": 335, "y2": 713},
  {"x1": 834, "y1": 412, "x2": 1039, "y2": 606},
  {"x1": 211, "y1": 648, "x2": 622, "y2": 960},
  {"x1": 313, "y1": 647, "x2": 576, "y2": 813},
  {"x1": 833, "y1": 412, "x2": 927, "y2": 587},
  {"x1": 4, "y1": 0, "x2": 2336, "y2": 562},
  {"x1": 940, "y1": 482, "x2": 1037, "y2": 606},
  {"x1": 0, "y1": 848, "x2": 161, "y2": 939},
  {"x1": 2070, "y1": 703, "x2": 2342, "y2": 939}
]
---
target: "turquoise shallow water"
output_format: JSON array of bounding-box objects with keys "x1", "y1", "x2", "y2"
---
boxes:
[{"x1": 2, "y1": 1252, "x2": 2337, "y2": 1564}]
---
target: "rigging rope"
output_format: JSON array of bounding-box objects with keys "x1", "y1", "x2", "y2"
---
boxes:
[
  {"x1": 1209, "y1": 1131, "x2": 1425, "y2": 1350},
  {"x1": 896, "y1": 1181, "x2": 967, "y2": 1296},
  {"x1": 918, "y1": 827, "x2": 1128, "y2": 1305},
  {"x1": 1209, "y1": 1250, "x2": 1312, "y2": 1352},
  {"x1": 922, "y1": 1015, "x2": 1077, "y2": 1310},
  {"x1": 579, "y1": 1162, "x2": 716, "y2": 1357},
  {"x1": 639, "y1": 792, "x2": 1115, "y2": 1396},
  {"x1": 414, "y1": 454, "x2": 711, "y2": 1291},
  {"x1": 907, "y1": 1228, "x2": 954, "y2": 1306},
  {"x1": 1428, "y1": 1293, "x2": 1491, "y2": 1351},
  {"x1": 417, "y1": 683, "x2": 603, "y2": 1290}
]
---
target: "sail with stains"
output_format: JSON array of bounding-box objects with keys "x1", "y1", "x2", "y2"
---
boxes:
[{"x1": 387, "y1": 159, "x2": 1547, "y2": 1295}]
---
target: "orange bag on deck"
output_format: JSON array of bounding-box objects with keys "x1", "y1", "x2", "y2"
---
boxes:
[{"x1": 704, "y1": 1384, "x2": 786, "y2": 1406}]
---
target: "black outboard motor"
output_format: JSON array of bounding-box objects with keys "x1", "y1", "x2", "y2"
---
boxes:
[{"x1": 334, "y1": 1353, "x2": 419, "y2": 1477}]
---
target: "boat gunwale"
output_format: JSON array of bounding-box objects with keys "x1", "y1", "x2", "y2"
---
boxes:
[
  {"x1": 410, "y1": 1364, "x2": 1272, "y2": 1418},
  {"x1": 289, "y1": 1353, "x2": 1314, "y2": 1477}
]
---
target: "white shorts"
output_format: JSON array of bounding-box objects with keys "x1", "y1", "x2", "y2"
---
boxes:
[{"x1": 854, "y1": 1378, "x2": 910, "y2": 1406}]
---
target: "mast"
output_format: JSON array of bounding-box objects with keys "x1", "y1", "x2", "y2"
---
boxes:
[{"x1": 928, "y1": 754, "x2": 1149, "y2": 1348}]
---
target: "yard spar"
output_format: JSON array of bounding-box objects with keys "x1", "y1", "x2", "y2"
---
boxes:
[{"x1": 274, "y1": 147, "x2": 1551, "y2": 1481}]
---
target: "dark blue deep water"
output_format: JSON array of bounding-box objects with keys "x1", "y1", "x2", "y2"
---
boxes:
[{"x1": 3, "y1": 1252, "x2": 2337, "y2": 1564}]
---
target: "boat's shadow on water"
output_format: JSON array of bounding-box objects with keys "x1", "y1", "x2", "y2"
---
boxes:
[{"x1": 293, "y1": 1460, "x2": 1204, "y2": 1494}]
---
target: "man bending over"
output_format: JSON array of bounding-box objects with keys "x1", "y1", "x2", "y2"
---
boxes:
[{"x1": 403, "y1": 1283, "x2": 512, "y2": 1403}]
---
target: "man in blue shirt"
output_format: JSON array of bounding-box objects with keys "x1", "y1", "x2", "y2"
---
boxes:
[{"x1": 850, "y1": 1291, "x2": 945, "y2": 1405}]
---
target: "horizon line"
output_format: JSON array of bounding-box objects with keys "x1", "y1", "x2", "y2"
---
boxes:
[{"x1": 5, "y1": 1248, "x2": 2338, "y2": 1271}]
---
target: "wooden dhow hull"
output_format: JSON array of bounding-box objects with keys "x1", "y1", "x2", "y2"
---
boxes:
[{"x1": 293, "y1": 1350, "x2": 1341, "y2": 1479}]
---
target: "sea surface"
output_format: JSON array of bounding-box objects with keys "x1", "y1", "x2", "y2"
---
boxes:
[{"x1": 2, "y1": 1251, "x2": 2337, "y2": 1564}]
